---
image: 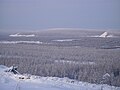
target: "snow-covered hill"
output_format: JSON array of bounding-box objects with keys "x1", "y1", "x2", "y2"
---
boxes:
[{"x1": 0, "y1": 65, "x2": 119, "y2": 90}]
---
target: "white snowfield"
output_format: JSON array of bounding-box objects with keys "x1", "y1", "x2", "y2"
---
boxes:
[
  {"x1": 0, "y1": 65, "x2": 120, "y2": 90},
  {"x1": 99, "y1": 32, "x2": 108, "y2": 38},
  {"x1": 9, "y1": 33, "x2": 35, "y2": 37},
  {"x1": 54, "y1": 60, "x2": 96, "y2": 65},
  {"x1": 52, "y1": 39, "x2": 75, "y2": 42},
  {"x1": 0, "y1": 41, "x2": 43, "y2": 44}
]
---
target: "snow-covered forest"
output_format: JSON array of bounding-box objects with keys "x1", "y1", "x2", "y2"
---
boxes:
[
  {"x1": 0, "y1": 65, "x2": 120, "y2": 90},
  {"x1": 0, "y1": 30, "x2": 120, "y2": 87}
]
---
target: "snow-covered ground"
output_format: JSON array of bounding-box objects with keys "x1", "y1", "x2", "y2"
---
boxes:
[
  {"x1": 9, "y1": 33, "x2": 35, "y2": 37},
  {"x1": 0, "y1": 41, "x2": 43, "y2": 44},
  {"x1": 90, "y1": 32, "x2": 116, "y2": 38},
  {"x1": 54, "y1": 60, "x2": 96, "y2": 65},
  {"x1": 90, "y1": 35, "x2": 114, "y2": 38},
  {"x1": 0, "y1": 65, "x2": 120, "y2": 90},
  {"x1": 52, "y1": 39, "x2": 75, "y2": 42}
]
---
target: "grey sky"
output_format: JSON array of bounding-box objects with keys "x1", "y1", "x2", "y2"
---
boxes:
[{"x1": 0, "y1": 0, "x2": 120, "y2": 31}]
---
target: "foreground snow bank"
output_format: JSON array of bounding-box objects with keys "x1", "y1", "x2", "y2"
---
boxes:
[{"x1": 0, "y1": 65, "x2": 119, "y2": 90}]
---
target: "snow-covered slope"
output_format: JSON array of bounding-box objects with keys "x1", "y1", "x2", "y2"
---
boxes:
[
  {"x1": 99, "y1": 32, "x2": 108, "y2": 38},
  {"x1": 90, "y1": 32, "x2": 114, "y2": 38},
  {"x1": 0, "y1": 65, "x2": 119, "y2": 90}
]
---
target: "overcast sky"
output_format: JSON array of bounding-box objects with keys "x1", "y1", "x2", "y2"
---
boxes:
[{"x1": 0, "y1": 0, "x2": 120, "y2": 31}]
